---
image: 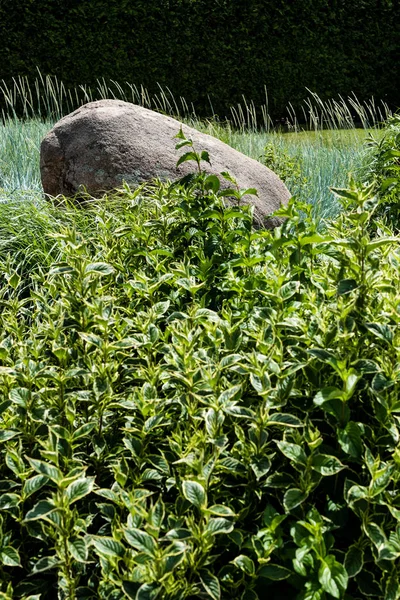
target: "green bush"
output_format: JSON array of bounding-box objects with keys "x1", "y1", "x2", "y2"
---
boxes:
[
  {"x1": 0, "y1": 0, "x2": 399, "y2": 119},
  {"x1": 362, "y1": 114, "x2": 400, "y2": 229},
  {"x1": 0, "y1": 133, "x2": 399, "y2": 599}
]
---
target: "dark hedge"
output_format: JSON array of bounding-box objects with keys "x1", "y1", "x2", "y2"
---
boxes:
[{"x1": 0, "y1": 0, "x2": 399, "y2": 119}]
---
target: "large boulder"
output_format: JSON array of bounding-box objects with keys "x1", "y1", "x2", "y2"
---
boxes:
[{"x1": 40, "y1": 100, "x2": 290, "y2": 227}]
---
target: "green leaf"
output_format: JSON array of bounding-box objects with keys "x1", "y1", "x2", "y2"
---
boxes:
[
  {"x1": 364, "y1": 522, "x2": 386, "y2": 549},
  {"x1": 22, "y1": 475, "x2": 49, "y2": 499},
  {"x1": 250, "y1": 456, "x2": 271, "y2": 480},
  {"x1": 0, "y1": 546, "x2": 21, "y2": 567},
  {"x1": 68, "y1": 537, "x2": 88, "y2": 563},
  {"x1": 182, "y1": 480, "x2": 206, "y2": 509},
  {"x1": 318, "y1": 555, "x2": 348, "y2": 599},
  {"x1": 297, "y1": 581, "x2": 324, "y2": 600},
  {"x1": 351, "y1": 359, "x2": 379, "y2": 374},
  {"x1": 204, "y1": 174, "x2": 220, "y2": 193},
  {"x1": 217, "y1": 385, "x2": 242, "y2": 405},
  {"x1": 283, "y1": 488, "x2": 308, "y2": 511},
  {"x1": 24, "y1": 500, "x2": 56, "y2": 521},
  {"x1": 199, "y1": 570, "x2": 221, "y2": 600},
  {"x1": 85, "y1": 262, "x2": 114, "y2": 275},
  {"x1": 163, "y1": 545, "x2": 186, "y2": 574},
  {"x1": 366, "y1": 237, "x2": 399, "y2": 252},
  {"x1": 122, "y1": 581, "x2": 139, "y2": 599},
  {"x1": 153, "y1": 300, "x2": 170, "y2": 316},
  {"x1": 27, "y1": 458, "x2": 61, "y2": 483},
  {"x1": 92, "y1": 536, "x2": 125, "y2": 558},
  {"x1": 365, "y1": 322, "x2": 393, "y2": 344},
  {"x1": 372, "y1": 372, "x2": 394, "y2": 392},
  {"x1": 267, "y1": 413, "x2": 303, "y2": 427},
  {"x1": 232, "y1": 555, "x2": 255, "y2": 575},
  {"x1": 220, "y1": 171, "x2": 237, "y2": 185},
  {"x1": 175, "y1": 139, "x2": 192, "y2": 150},
  {"x1": 258, "y1": 564, "x2": 292, "y2": 580},
  {"x1": 49, "y1": 264, "x2": 76, "y2": 275},
  {"x1": 0, "y1": 493, "x2": 20, "y2": 510},
  {"x1": 337, "y1": 422, "x2": 363, "y2": 458},
  {"x1": 311, "y1": 454, "x2": 345, "y2": 476},
  {"x1": 135, "y1": 583, "x2": 161, "y2": 600},
  {"x1": 72, "y1": 422, "x2": 96, "y2": 440},
  {"x1": 276, "y1": 441, "x2": 307, "y2": 465},
  {"x1": 241, "y1": 187, "x2": 258, "y2": 196},
  {"x1": 32, "y1": 556, "x2": 60, "y2": 573},
  {"x1": 124, "y1": 528, "x2": 157, "y2": 556},
  {"x1": 313, "y1": 387, "x2": 344, "y2": 406},
  {"x1": 0, "y1": 430, "x2": 20, "y2": 442},
  {"x1": 308, "y1": 348, "x2": 339, "y2": 366},
  {"x1": 384, "y1": 569, "x2": 400, "y2": 600},
  {"x1": 331, "y1": 187, "x2": 359, "y2": 201},
  {"x1": 9, "y1": 387, "x2": 29, "y2": 407},
  {"x1": 174, "y1": 127, "x2": 187, "y2": 141},
  {"x1": 280, "y1": 280, "x2": 300, "y2": 300},
  {"x1": 176, "y1": 151, "x2": 198, "y2": 167},
  {"x1": 206, "y1": 517, "x2": 234, "y2": 535},
  {"x1": 357, "y1": 571, "x2": 382, "y2": 596},
  {"x1": 207, "y1": 504, "x2": 235, "y2": 517},
  {"x1": 201, "y1": 150, "x2": 211, "y2": 164},
  {"x1": 66, "y1": 477, "x2": 95, "y2": 504},
  {"x1": 337, "y1": 279, "x2": 358, "y2": 295},
  {"x1": 344, "y1": 545, "x2": 364, "y2": 578}
]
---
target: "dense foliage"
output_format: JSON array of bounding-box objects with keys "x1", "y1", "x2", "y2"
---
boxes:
[
  {"x1": 362, "y1": 114, "x2": 400, "y2": 228},
  {"x1": 1, "y1": 0, "x2": 399, "y2": 119},
  {"x1": 0, "y1": 129, "x2": 400, "y2": 599}
]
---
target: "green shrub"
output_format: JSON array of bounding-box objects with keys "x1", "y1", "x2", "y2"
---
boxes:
[
  {"x1": 1, "y1": 0, "x2": 399, "y2": 120},
  {"x1": 362, "y1": 114, "x2": 400, "y2": 229},
  {"x1": 0, "y1": 136, "x2": 400, "y2": 599}
]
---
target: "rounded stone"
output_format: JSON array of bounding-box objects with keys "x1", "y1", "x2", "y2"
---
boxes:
[{"x1": 40, "y1": 99, "x2": 290, "y2": 228}]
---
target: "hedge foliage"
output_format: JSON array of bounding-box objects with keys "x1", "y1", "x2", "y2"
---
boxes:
[
  {"x1": 0, "y1": 124, "x2": 400, "y2": 599},
  {"x1": 1, "y1": 0, "x2": 399, "y2": 119}
]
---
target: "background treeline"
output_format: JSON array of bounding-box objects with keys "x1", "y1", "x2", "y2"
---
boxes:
[{"x1": 1, "y1": 0, "x2": 399, "y2": 120}]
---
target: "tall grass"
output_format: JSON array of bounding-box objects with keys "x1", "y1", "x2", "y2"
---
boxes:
[{"x1": 1, "y1": 71, "x2": 393, "y2": 131}]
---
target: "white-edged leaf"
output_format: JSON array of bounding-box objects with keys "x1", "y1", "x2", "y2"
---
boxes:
[
  {"x1": 0, "y1": 430, "x2": 20, "y2": 442},
  {"x1": 22, "y1": 475, "x2": 49, "y2": 499},
  {"x1": 68, "y1": 537, "x2": 88, "y2": 563},
  {"x1": 232, "y1": 554, "x2": 255, "y2": 575},
  {"x1": 66, "y1": 477, "x2": 95, "y2": 504},
  {"x1": 124, "y1": 528, "x2": 157, "y2": 556},
  {"x1": 344, "y1": 545, "x2": 363, "y2": 577},
  {"x1": 182, "y1": 480, "x2": 206, "y2": 509},
  {"x1": 0, "y1": 546, "x2": 21, "y2": 567},
  {"x1": 199, "y1": 570, "x2": 220, "y2": 600},
  {"x1": 311, "y1": 454, "x2": 345, "y2": 476},
  {"x1": 207, "y1": 504, "x2": 235, "y2": 517},
  {"x1": 92, "y1": 536, "x2": 125, "y2": 558},
  {"x1": 318, "y1": 555, "x2": 348, "y2": 599},
  {"x1": 206, "y1": 517, "x2": 234, "y2": 535},
  {"x1": 268, "y1": 413, "x2": 303, "y2": 427},
  {"x1": 283, "y1": 488, "x2": 308, "y2": 511},
  {"x1": 24, "y1": 500, "x2": 56, "y2": 521},
  {"x1": 276, "y1": 441, "x2": 307, "y2": 465},
  {"x1": 85, "y1": 262, "x2": 114, "y2": 275},
  {"x1": 26, "y1": 458, "x2": 61, "y2": 483}
]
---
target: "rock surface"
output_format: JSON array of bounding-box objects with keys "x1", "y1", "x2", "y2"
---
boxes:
[{"x1": 40, "y1": 100, "x2": 290, "y2": 227}]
